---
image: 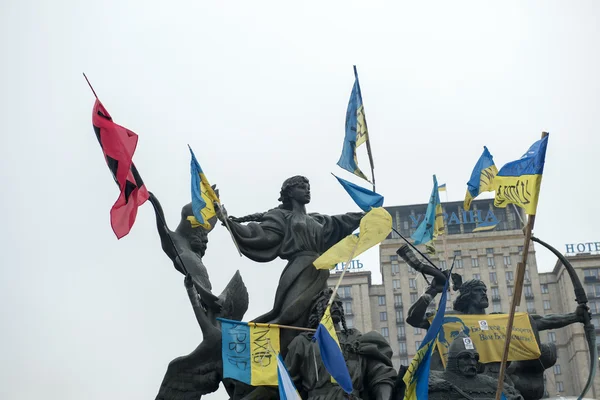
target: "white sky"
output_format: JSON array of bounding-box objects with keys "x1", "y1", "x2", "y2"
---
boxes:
[{"x1": 1, "y1": 1, "x2": 599, "y2": 399}]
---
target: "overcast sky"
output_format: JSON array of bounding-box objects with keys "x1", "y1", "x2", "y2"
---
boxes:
[{"x1": 1, "y1": 1, "x2": 599, "y2": 399}]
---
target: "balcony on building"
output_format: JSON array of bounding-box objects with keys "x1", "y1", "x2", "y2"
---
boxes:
[
  {"x1": 584, "y1": 275, "x2": 599, "y2": 283},
  {"x1": 492, "y1": 295, "x2": 501, "y2": 302},
  {"x1": 525, "y1": 293, "x2": 535, "y2": 300},
  {"x1": 398, "y1": 334, "x2": 406, "y2": 341},
  {"x1": 395, "y1": 302, "x2": 403, "y2": 308}
]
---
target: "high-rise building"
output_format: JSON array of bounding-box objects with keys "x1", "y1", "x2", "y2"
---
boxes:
[{"x1": 327, "y1": 198, "x2": 599, "y2": 398}]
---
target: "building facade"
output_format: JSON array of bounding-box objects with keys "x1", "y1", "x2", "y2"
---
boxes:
[{"x1": 327, "y1": 198, "x2": 598, "y2": 398}]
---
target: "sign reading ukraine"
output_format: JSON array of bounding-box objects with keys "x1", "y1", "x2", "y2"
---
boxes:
[{"x1": 219, "y1": 318, "x2": 281, "y2": 386}]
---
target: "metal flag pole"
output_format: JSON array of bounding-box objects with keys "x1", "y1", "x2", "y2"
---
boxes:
[{"x1": 494, "y1": 131, "x2": 549, "y2": 400}]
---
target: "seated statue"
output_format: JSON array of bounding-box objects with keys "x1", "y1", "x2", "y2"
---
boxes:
[
  {"x1": 428, "y1": 332, "x2": 524, "y2": 400},
  {"x1": 284, "y1": 288, "x2": 396, "y2": 399}
]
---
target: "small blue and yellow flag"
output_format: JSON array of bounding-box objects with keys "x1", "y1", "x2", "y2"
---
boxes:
[
  {"x1": 493, "y1": 135, "x2": 548, "y2": 215},
  {"x1": 411, "y1": 175, "x2": 445, "y2": 246},
  {"x1": 188, "y1": 145, "x2": 220, "y2": 229},
  {"x1": 464, "y1": 146, "x2": 498, "y2": 211},
  {"x1": 277, "y1": 354, "x2": 302, "y2": 400},
  {"x1": 313, "y1": 305, "x2": 353, "y2": 394},
  {"x1": 437, "y1": 183, "x2": 447, "y2": 192},
  {"x1": 337, "y1": 66, "x2": 370, "y2": 182},
  {"x1": 219, "y1": 318, "x2": 281, "y2": 386},
  {"x1": 403, "y1": 263, "x2": 452, "y2": 400}
]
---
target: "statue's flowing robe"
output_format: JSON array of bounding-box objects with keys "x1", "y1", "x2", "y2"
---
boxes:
[
  {"x1": 228, "y1": 208, "x2": 363, "y2": 328},
  {"x1": 284, "y1": 329, "x2": 396, "y2": 400}
]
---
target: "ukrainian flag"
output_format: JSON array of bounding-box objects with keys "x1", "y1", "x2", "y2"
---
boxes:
[
  {"x1": 188, "y1": 145, "x2": 220, "y2": 229},
  {"x1": 277, "y1": 354, "x2": 301, "y2": 400},
  {"x1": 337, "y1": 66, "x2": 370, "y2": 181},
  {"x1": 411, "y1": 175, "x2": 445, "y2": 246},
  {"x1": 403, "y1": 265, "x2": 451, "y2": 400},
  {"x1": 464, "y1": 146, "x2": 498, "y2": 211},
  {"x1": 313, "y1": 305, "x2": 353, "y2": 394},
  {"x1": 438, "y1": 183, "x2": 447, "y2": 192},
  {"x1": 493, "y1": 135, "x2": 548, "y2": 215}
]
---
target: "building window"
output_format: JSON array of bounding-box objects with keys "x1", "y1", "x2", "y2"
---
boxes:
[
  {"x1": 556, "y1": 381, "x2": 564, "y2": 392},
  {"x1": 398, "y1": 325, "x2": 406, "y2": 337},
  {"x1": 390, "y1": 255, "x2": 398, "y2": 262},
  {"x1": 487, "y1": 257, "x2": 495, "y2": 267},
  {"x1": 526, "y1": 300, "x2": 535, "y2": 313},
  {"x1": 469, "y1": 258, "x2": 478, "y2": 269},
  {"x1": 440, "y1": 260, "x2": 447, "y2": 269},
  {"x1": 381, "y1": 327, "x2": 389, "y2": 337},
  {"x1": 543, "y1": 300, "x2": 551, "y2": 310},
  {"x1": 518, "y1": 245, "x2": 524, "y2": 253},
  {"x1": 415, "y1": 341, "x2": 422, "y2": 349},
  {"x1": 525, "y1": 269, "x2": 530, "y2": 280},
  {"x1": 553, "y1": 364, "x2": 561, "y2": 375},
  {"x1": 507, "y1": 286, "x2": 513, "y2": 296},
  {"x1": 392, "y1": 264, "x2": 400, "y2": 274},
  {"x1": 409, "y1": 279, "x2": 416, "y2": 289},
  {"x1": 398, "y1": 341, "x2": 407, "y2": 353},
  {"x1": 409, "y1": 267, "x2": 417, "y2": 275},
  {"x1": 489, "y1": 272, "x2": 497, "y2": 283},
  {"x1": 454, "y1": 250, "x2": 462, "y2": 256},
  {"x1": 344, "y1": 301, "x2": 353, "y2": 315},
  {"x1": 486, "y1": 248, "x2": 494, "y2": 254},
  {"x1": 524, "y1": 285, "x2": 533, "y2": 296},
  {"x1": 491, "y1": 287, "x2": 500, "y2": 297},
  {"x1": 473, "y1": 273, "x2": 481, "y2": 280},
  {"x1": 345, "y1": 316, "x2": 354, "y2": 328},
  {"x1": 396, "y1": 309, "x2": 404, "y2": 321},
  {"x1": 378, "y1": 296, "x2": 386, "y2": 306},
  {"x1": 541, "y1": 284, "x2": 549, "y2": 294},
  {"x1": 548, "y1": 331, "x2": 556, "y2": 342},
  {"x1": 410, "y1": 293, "x2": 419, "y2": 304},
  {"x1": 506, "y1": 271, "x2": 514, "y2": 281},
  {"x1": 400, "y1": 358, "x2": 409, "y2": 365},
  {"x1": 338, "y1": 286, "x2": 352, "y2": 299},
  {"x1": 393, "y1": 279, "x2": 401, "y2": 289},
  {"x1": 394, "y1": 295, "x2": 402, "y2": 306},
  {"x1": 584, "y1": 268, "x2": 600, "y2": 277},
  {"x1": 503, "y1": 256, "x2": 511, "y2": 266},
  {"x1": 414, "y1": 327, "x2": 422, "y2": 335},
  {"x1": 380, "y1": 312, "x2": 387, "y2": 321},
  {"x1": 493, "y1": 303, "x2": 502, "y2": 313},
  {"x1": 455, "y1": 258, "x2": 463, "y2": 269}
]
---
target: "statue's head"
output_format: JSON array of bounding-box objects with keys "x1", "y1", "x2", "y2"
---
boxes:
[
  {"x1": 278, "y1": 175, "x2": 310, "y2": 209},
  {"x1": 446, "y1": 332, "x2": 479, "y2": 377},
  {"x1": 177, "y1": 203, "x2": 210, "y2": 256},
  {"x1": 307, "y1": 288, "x2": 346, "y2": 331},
  {"x1": 453, "y1": 279, "x2": 488, "y2": 313}
]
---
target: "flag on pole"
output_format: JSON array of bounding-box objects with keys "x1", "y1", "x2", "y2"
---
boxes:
[
  {"x1": 277, "y1": 354, "x2": 302, "y2": 400},
  {"x1": 333, "y1": 174, "x2": 383, "y2": 211},
  {"x1": 464, "y1": 146, "x2": 498, "y2": 211},
  {"x1": 91, "y1": 99, "x2": 149, "y2": 239},
  {"x1": 411, "y1": 175, "x2": 445, "y2": 246},
  {"x1": 493, "y1": 136, "x2": 549, "y2": 215},
  {"x1": 312, "y1": 305, "x2": 353, "y2": 394},
  {"x1": 337, "y1": 66, "x2": 370, "y2": 182},
  {"x1": 188, "y1": 145, "x2": 220, "y2": 229},
  {"x1": 438, "y1": 183, "x2": 447, "y2": 192},
  {"x1": 403, "y1": 264, "x2": 452, "y2": 400}
]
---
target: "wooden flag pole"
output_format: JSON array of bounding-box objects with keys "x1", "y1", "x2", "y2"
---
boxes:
[{"x1": 494, "y1": 131, "x2": 548, "y2": 400}]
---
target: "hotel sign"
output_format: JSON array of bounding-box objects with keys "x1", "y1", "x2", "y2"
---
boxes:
[
  {"x1": 334, "y1": 260, "x2": 364, "y2": 272},
  {"x1": 565, "y1": 242, "x2": 600, "y2": 254},
  {"x1": 411, "y1": 209, "x2": 499, "y2": 228}
]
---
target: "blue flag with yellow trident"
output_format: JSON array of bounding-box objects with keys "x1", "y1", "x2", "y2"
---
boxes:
[
  {"x1": 464, "y1": 146, "x2": 498, "y2": 211},
  {"x1": 493, "y1": 135, "x2": 548, "y2": 215},
  {"x1": 412, "y1": 175, "x2": 445, "y2": 246},
  {"x1": 337, "y1": 66, "x2": 370, "y2": 182},
  {"x1": 188, "y1": 145, "x2": 220, "y2": 229},
  {"x1": 403, "y1": 265, "x2": 451, "y2": 400}
]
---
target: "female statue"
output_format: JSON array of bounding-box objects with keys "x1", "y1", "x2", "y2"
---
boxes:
[{"x1": 217, "y1": 175, "x2": 364, "y2": 352}]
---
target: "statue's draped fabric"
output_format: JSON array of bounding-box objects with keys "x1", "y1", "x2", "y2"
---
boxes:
[
  {"x1": 228, "y1": 209, "x2": 364, "y2": 327},
  {"x1": 284, "y1": 330, "x2": 396, "y2": 400}
]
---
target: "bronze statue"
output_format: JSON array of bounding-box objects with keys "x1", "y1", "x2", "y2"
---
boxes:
[
  {"x1": 216, "y1": 175, "x2": 364, "y2": 353},
  {"x1": 428, "y1": 333, "x2": 524, "y2": 400},
  {"x1": 284, "y1": 288, "x2": 396, "y2": 399},
  {"x1": 403, "y1": 245, "x2": 588, "y2": 400}
]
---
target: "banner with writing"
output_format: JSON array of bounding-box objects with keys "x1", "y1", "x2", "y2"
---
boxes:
[
  {"x1": 428, "y1": 313, "x2": 541, "y2": 367},
  {"x1": 219, "y1": 318, "x2": 281, "y2": 386}
]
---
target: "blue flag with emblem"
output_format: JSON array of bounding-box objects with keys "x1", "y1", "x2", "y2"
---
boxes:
[
  {"x1": 464, "y1": 146, "x2": 498, "y2": 211},
  {"x1": 411, "y1": 175, "x2": 445, "y2": 246}
]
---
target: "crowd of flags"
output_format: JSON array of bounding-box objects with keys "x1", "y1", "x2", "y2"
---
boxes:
[{"x1": 86, "y1": 67, "x2": 550, "y2": 399}]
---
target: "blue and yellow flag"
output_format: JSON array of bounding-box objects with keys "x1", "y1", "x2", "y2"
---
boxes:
[
  {"x1": 188, "y1": 145, "x2": 220, "y2": 229},
  {"x1": 493, "y1": 135, "x2": 548, "y2": 215},
  {"x1": 403, "y1": 265, "x2": 451, "y2": 400},
  {"x1": 337, "y1": 66, "x2": 370, "y2": 181},
  {"x1": 219, "y1": 318, "x2": 281, "y2": 386},
  {"x1": 313, "y1": 305, "x2": 353, "y2": 394},
  {"x1": 333, "y1": 174, "x2": 383, "y2": 212},
  {"x1": 411, "y1": 175, "x2": 445, "y2": 246},
  {"x1": 464, "y1": 146, "x2": 498, "y2": 211},
  {"x1": 277, "y1": 354, "x2": 301, "y2": 400},
  {"x1": 438, "y1": 183, "x2": 447, "y2": 192}
]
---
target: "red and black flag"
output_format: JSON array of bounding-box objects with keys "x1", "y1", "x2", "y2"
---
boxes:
[{"x1": 92, "y1": 99, "x2": 149, "y2": 239}]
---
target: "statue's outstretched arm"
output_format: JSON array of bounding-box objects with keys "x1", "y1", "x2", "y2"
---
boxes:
[
  {"x1": 406, "y1": 286, "x2": 439, "y2": 329},
  {"x1": 148, "y1": 192, "x2": 177, "y2": 259},
  {"x1": 532, "y1": 304, "x2": 587, "y2": 331}
]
